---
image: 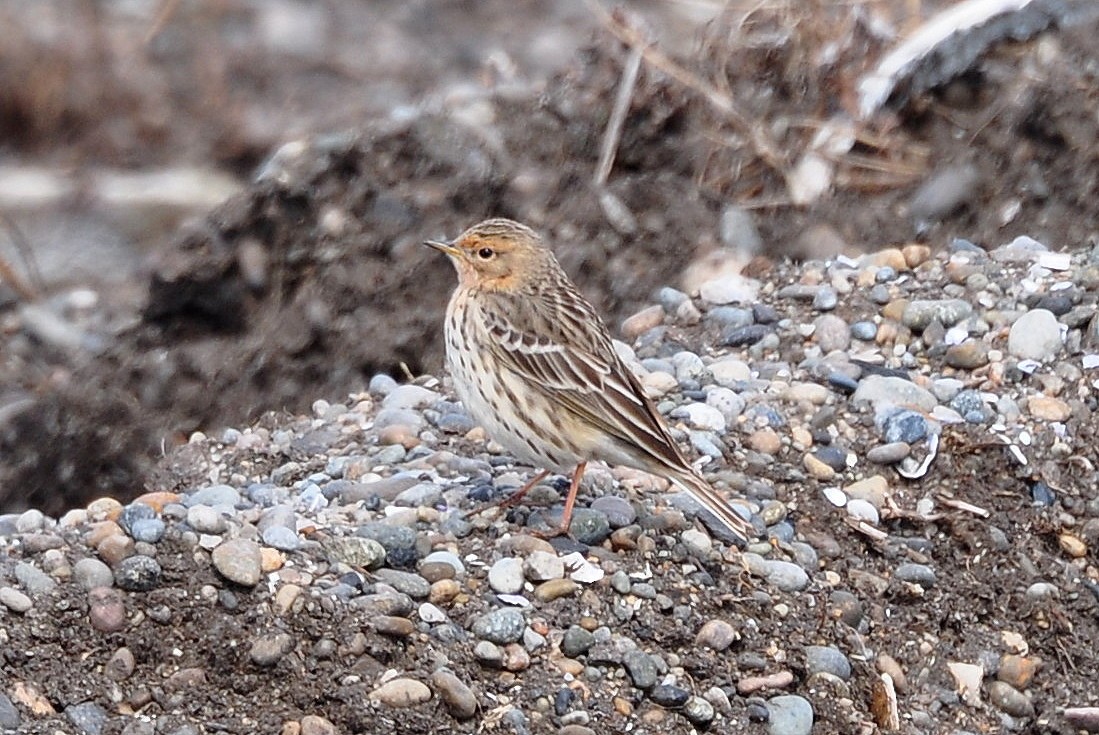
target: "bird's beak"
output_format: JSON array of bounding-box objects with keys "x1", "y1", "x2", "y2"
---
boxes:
[{"x1": 424, "y1": 239, "x2": 460, "y2": 257}]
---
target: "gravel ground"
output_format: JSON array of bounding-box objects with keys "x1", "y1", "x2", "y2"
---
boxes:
[{"x1": 2, "y1": 235, "x2": 1099, "y2": 734}]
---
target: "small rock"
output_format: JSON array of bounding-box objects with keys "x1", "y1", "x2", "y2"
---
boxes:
[
  {"x1": 1029, "y1": 396, "x2": 1071, "y2": 422},
  {"x1": 532, "y1": 579, "x2": 578, "y2": 602},
  {"x1": 649, "y1": 684, "x2": 689, "y2": 707},
  {"x1": 250, "y1": 632, "x2": 295, "y2": 666},
  {"x1": 87, "y1": 587, "x2": 127, "y2": 632},
  {"x1": 488, "y1": 557, "x2": 525, "y2": 594},
  {"x1": 472, "y1": 608, "x2": 526, "y2": 644},
  {"x1": 988, "y1": 681, "x2": 1034, "y2": 718},
  {"x1": 696, "y1": 619, "x2": 739, "y2": 651},
  {"x1": 1008, "y1": 309, "x2": 1063, "y2": 360},
  {"x1": 113, "y1": 555, "x2": 161, "y2": 592},
  {"x1": 212, "y1": 539, "x2": 263, "y2": 587},
  {"x1": 804, "y1": 646, "x2": 851, "y2": 680},
  {"x1": 369, "y1": 678, "x2": 432, "y2": 708},
  {"x1": 430, "y1": 669, "x2": 477, "y2": 720},
  {"x1": 766, "y1": 694, "x2": 814, "y2": 735},
  {"x1": 0, "y1": 587, "x2": 32, "y2": 613}
]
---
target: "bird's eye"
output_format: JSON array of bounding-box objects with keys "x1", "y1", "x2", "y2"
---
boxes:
[{"x1": 477, "y1": 247, "x2": 495, "y2": 259}]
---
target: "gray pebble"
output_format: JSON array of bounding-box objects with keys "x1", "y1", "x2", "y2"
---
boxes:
[
  {"x1": 374, "y1": 569, "x2": 431, "y2": 598},
  {"x1": 610, "y1": 570, "x2": 632, "y2": 595},
  {"x1": 624, "y1": 650, "x2": 659, "y2": 689},
  {"x1": 894, "y1": 563, "x2": 936, "y2": 588},
  {"x1": 742, "y1": 555, "x2": 809, "y2": 592},
  {"x1": 114, "y1": 556, "x2": 162, "y2": 591},
  {"x1": 589, "y1": 496, "x2": 635, "y2": 528},
  {"x1": 689, "y1": 431, "x2": 724, "y2": 459},
  {"x1": 649, "y1": 684, "x2": 689, "y2": 707},
  {"x1": 261, "y1": 525, "x2": 300, "y2": 551},
  {"x1": 1025, "y1": 582, "x2": 1059, "y2": 600},
  {"x1": 382, "y1": 384, "x2": 439, "y2": 410},
  {"x1": 767, "y1": 694, "x2": 814, "y2": 735},
  {"x1": 1008, "y1": 309, "x2": 1063, "y2": 360},
  {"x1": 881, "y1": 409, "x2": 931, "y2": 444},
  {"x1": 324, "y1": 537, "x2": 386, "y2": 570},
  {"x1": 0, "y1": 692, "x2": 19, "y2": 729},
  {"x1": 683, "y1": 696, "x2": 716, "y2": 726},
  {"x1": 902, "y1": 299, "x2": 974, "y2": 330},
  {"x1": 185, "y1": 484, "x2": 241, "y2": 508},
  {"x1": 421, "y1": 550, "x2": 465, "y2": 577},
  {"x1": 250, "y1": 631, "x2": 295, "y2": 666},
  {"x1": 472, "y1": 607, "x2": 526, "y2": 644},
  {"x1": 866, "y1": 442, "x2": 911, "y2": 464},
  {"x1": 721, "y1": 324, "x2": 772, "y2": 347},
  {"x1": 187, "y1": 505, "x2": 227, "y2": 535},
  {"x1": 374, "y1": 407, "x2": 424, "y2": 433},
  {"x1": 435, "y1": 411, "x2": 475, "y2": 434},
  {"x1": 488, "y1": 557, "x2": 525, "y2": 594},
  {"x1": 850, "y1": 320, "x2": 877, "y2": 340},
  {"x1": 804, "y1": 646, "x2": 851, "y2": 680},
  {"x1": 852, "y1": 375, "x2": 937, "y2": 413},
  {"x1": 15, "y1": 509, "x2": 46, "y2": 531},
  {"x1": 562, "y1": 626, "x2": 596, "y2": 657},
  {"x1": 14, "y1": 561, "x2": 56, "y2": 595},
  {"x1": 472, "y1": 641, "x2": 503, "y2": 666},
  {"x1": 0, "y1": 586, "x2": 32, "y2": 613},
  {"x1": 374, "y1": 444, "x2": 407, "y2": 464},
  {"x1": 368, "y1": 373, "x2": 398, "y2": 396},
  {"x1": 65, "y1": 701, "x2": 109, "y2": 735},
  {"x1": 988, "y1": 681, "x2": 1034, "y2": 718},
  {"x1": 706, "y1": 306, "x2": 754, "y2": 329},
  {"x1": 394, "y1": 481, "x2": 443, "y2": 508},
  {"x1": 129, "y1": 518, "x2": 166, "y2": 543},
  {"x1": 118, "y1": 503, "x2": 155, "y2": 535},
  {"x1": 73, "y1": 558, "x2": 114, "y2": 590},
  {"x1": 814, "y1": 314, "x2": 849, "y2": 351},
  {"x1": 812, "y1": 286, "x2": 838, "y2": 311}
]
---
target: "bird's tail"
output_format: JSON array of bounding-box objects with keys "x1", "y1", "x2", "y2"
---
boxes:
[{"x1": 667, "y1": 468, "x2": 755, "y2": 542}]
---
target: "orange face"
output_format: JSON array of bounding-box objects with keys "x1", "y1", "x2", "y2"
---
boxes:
[{"x1": 425, "y1": 224, "x2": 542, "y2": 292}]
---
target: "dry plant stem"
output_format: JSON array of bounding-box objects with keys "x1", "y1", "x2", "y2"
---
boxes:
[
  {"x1": 586, "y1": 0, "x2": 789, "y2": 179},
  {"x1": 145, "y1": 0, "x2": 183, "y2": 45},
  {"x1": 594, "y1": 44, "x2": 644, "y2": 187},
  {"x1": 0, "y1": 213, "x2": 42, "y2": 300}
]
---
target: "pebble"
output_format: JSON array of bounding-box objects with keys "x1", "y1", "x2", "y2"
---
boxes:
[
  {"x1": 0, "y1": 586, "x2": 32, "y2": 613},
  {"x1": 524, "y1": 550, "x2": 564, "y2": 581},
  {"x1": 113, "y1": 556, "x2": 162, "y2": 591},
  {"x1": 369, "y1": 678, "x2": 432, "y2": 708},
  {"x1": 766, "y1": 694, "x2": 814, "y2": 735},
  {"x1": 562, "y1": 626, "x2": 596, "y2": 657},
  {"x1": 902, "y1": 299, "x2": 974, "y2": 330},
  {"x1": 866, "y1": 442, "x2": 910, "y2": 464},
  {"x1": 65, "y1": 702, "x2": 109, "y2": 735},
  {"x1": 87, "y1": 587, "x2": 127, "y2": 632},
  {"x1": 212, "y1": 539, "x2": 263, "y2": 586},
  {"x1": 743, "y1": 555, "x2": 809, "y2": 592},
  {"x1": 804, "y1": 646, "x2": 851, "y2": 680},
  {"x1": 1008, "y1": 309, "x2": 1062, "y2": 360},
  {"x1": 250, "y1": 632, "x2": 295, "y2": 666},
  {"x1": 894, "y1": 563, "x2": 936, "y2": 588},
  {"x1": 696, "y1": 619, "x2": 739, "y2": 651},
  {"x1": 472, "y1": 608, "x2": 526, "y2": 644},
  {"x1": 14, "y1": 561, "x2": 57, "y2": 595},
  {"x1": 649, "y1": 684, "x2": 689, "y2": 707},
  {"x1": 430, "y1": 669, "x2": 477, "y2": 720},
  {"x1": 987, "y1": 681, "x2": 1034, "y2": 717}
]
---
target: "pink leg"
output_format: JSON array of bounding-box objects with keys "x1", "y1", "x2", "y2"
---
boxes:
[
  {"x1": 536, "y1": 462, "x2": 587, "y2": 539},
  {"x1": 466, "y1": 469, "x2": 551, "y2": 518}
]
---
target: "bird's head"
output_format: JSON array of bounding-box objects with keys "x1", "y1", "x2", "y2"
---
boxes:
[{"x1": 425, "y1": 218, "x2": 552, "y2": 292}]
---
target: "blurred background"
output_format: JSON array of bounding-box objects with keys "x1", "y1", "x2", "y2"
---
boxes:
[{"x1": 1, "y1": 0, "x2": 1097, "y2": 511}]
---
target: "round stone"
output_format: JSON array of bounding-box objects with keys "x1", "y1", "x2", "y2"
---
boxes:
[
  {"x1": 211, "y1": 539, "x2": 263, "y2": 587},
  {"x1": 113, "y1": 556, "x2": 161, "y2": 591},
  {"x1": 471, "y1": 608, "x2": 526, "y2": 644}
]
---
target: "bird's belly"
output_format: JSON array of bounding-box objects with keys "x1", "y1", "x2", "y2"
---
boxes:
[{"x1": 446, "y1": 341, "x2": 582, "y2": 472}]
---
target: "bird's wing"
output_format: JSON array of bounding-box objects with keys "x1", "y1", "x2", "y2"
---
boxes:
[{"x1": 480, "y1": 291, "x2": 687, "y2": 471}]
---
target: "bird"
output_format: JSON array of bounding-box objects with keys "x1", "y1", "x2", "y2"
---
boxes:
[{"x1": 424, "y1": 218, "x2": 754, "y2": 541}]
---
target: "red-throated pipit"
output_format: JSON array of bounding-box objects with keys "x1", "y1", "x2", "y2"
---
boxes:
[{"x1": 425, "y1": 218, "x2": 753, "y2": 541}]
